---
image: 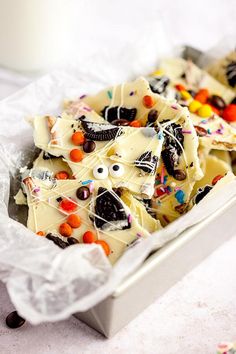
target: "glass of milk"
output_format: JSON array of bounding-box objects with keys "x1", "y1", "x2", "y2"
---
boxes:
[{"x1": 0, "y1": 0, "x2": 76, "y2": 72}]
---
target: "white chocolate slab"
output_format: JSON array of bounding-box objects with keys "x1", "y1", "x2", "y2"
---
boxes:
[
  {"x1": 32, "y1": 114, "x2": 164, "y2": 198},
  {"x1": 22, "y1": 175, "x2": 153, "y2": 264}
]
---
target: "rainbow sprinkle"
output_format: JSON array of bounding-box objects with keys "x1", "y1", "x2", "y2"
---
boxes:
[
  {"x1": 82, "y1": 179, "x2": 93, "y2": 185},
  {"x1": 107, "y1": 90, "x2": 112, "y2": 99},
  {"x1": 79, "y1": 94, "x2": 86, "y2": 99},
  {"x1": 160, "y1": 165, "x2": 165, "y2": 184},
  {"x1": 182, "y1": 129, "x2": 192, "y2": 134}
]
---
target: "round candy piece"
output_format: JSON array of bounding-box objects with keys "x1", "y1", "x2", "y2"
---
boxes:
[
  {"x1": 175, "y1": 83, "x2": 186, "y2": 91},
  {"x1": 143, "y1": 95, "x2": 155, "y2": 108},
  {"x1": 59, "y1": 198, "x2": 78, "y2": 213},
  {"x1": 147, "y1": 109, "x2": 158, "y2": 123},
  {"x1": 111, "y1": 119, "x2": 130, "y2": 126},
  {"x1": 55, "y1": 171, "x2": 69, "y2": 180},
  {"x1": 173, "y1": 169, "x2": 186, "y2": 181},
  {"x1": 189, "y1": 100, "x2": 202, "y2": 113},
  {"x1": 76, "y1": 186, "x2": 90, "y2": 200},
  {"x1": 71, "y1": 131, "x2": 85, "y2": 146},
  {"x1": 222, "y1": 104, "x2": 236, "y2": 122},
  {"x1": 212, "y1": 174, "x2": 223, "y2": 186},
  {"x1": 59, "y1": 223, "x2": 72, "y2": 237},
  {"x1": 83, "y1": 140, "x2": 96, "y2": 153},
  {"x1": 95, "y1": 240, "x2": 110, "y2": 256},
  {"x1": 70, "y1": 149, "x2": 84, "y2": 162},
  {"x1": 36, "y1": 231, "x2": 45, "y2": 236},
  {"x1": 197, "y1": 104, "x2": 213, "y2": 118},
  {"x1": 109, "y1": 163, "x2": 124, "y2": 178},
  {"x1": 93, "y1": 164, "x2": 109, "y2": 179},
  {"x1": 180, "y1": 90, "x2": 191, "y2": 100},
  {"x1": 67, "y1": 214, "x2": 81, "y2": 228},
  {"x1": 83, "y1": 231, "x2": 96, "y2": 243},
  {"x1": 6, "y1": 311, "x2": 25, "y2": 329},
  {"x1": 209, "y1": 95, "x2": 226, "y2": 110},
  {"x1": 129, "y1": 120, "x2": 141, "y2": 127},
  {"x1": 67, "y1": 237, "x2": 79, "y2": 245}
]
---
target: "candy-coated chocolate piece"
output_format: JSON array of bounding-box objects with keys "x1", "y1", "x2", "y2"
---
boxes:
[
  {"x1": 222, "y1": 104, "x2": 236, "y2": 122},
  {"x1": 142, "y1": 95, "x2": 155, "y2": 108},
  {"x1": 212, "y1": 174, "x2": 224, "y2": 186},
  {"x1": 95, "y1": 240, "x2": 111, "y2": 256},
  {"x1": 71, "y1": 131, "x2": 85, "y2": 145},
  {"x1": 83, "y1": 231, "x2": 96, "y2": 243},
  {"x1": 55, "y1": 171, "x2": 69, "y2": 180},
  {"x1": 70, "y1": 149, "x2": 84, "y2": 162},
  {"x1": 83, "y1": 140, "x2": 96, "y2": 153},
  {"x1": 197, "y1": 104, "x2": 213, "y2": 118},
  {"x1": 59, "y1": 198, "x2": 78, "y2": 213},
  {"x1": 59, "y1": 222, "x2": 72, "y2": 237},
  {"x1": 67, "y1": 214, "x2": 81, "y2": 228},
  {"x1": 189, "y1": 100, "x2": 202, "y2": 113}
]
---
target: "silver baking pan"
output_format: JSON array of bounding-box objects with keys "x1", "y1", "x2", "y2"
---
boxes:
[
  {"x1": 74, "y1": 46, "x2": 235, "y2": 337},
  {"x1": 74, "y1": 196, "x2": 236, "y2": 337}
]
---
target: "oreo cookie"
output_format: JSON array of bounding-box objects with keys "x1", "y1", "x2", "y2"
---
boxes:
[
  {"x1": 42, "y1": 151, "x2": 58, "y2": 160},
  {"x1": 101, "y1": 106, "x2": 137, "y2": 123},
  {"x1": 226, "y1": 61, "x2": 236, "y2": 88},
  {"x1": 148, "y1": 76, "x2": 170, "y2": 94},
  {"x1": 161, "y1": 120, "x2": 184, "y2": 155},
  {"x1": 193, "y1": 185, "x2": 213, "y2": 205},
  {"x1": 81, "y1": 121, "x2": 123, "y2": 141},
  {"x1": 135, "y1": 151, "x2": 158, "y2": 174},
  {"x1": 161, "y1": 147, "x2": 179, "y2": 176},
  {"x1": 94, "y1": 187, "x2": 130, "y2": 231}
]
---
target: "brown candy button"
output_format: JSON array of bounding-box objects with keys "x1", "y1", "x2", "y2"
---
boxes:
[
  {"x1": 6, "y1": 311, "x2": 25, "y2": 329},
  {"x1": 83, "y1": 140, "x2": 96, "y2": 153},
  {"x1": 147, "y1": 109, "x2": 158, "y2": 123},
  {"x1": 173, "y1": 169, "x2": 187, "y2": 181},
  {"x1": 111, "y1": 119, "x2": 130, "y2": 126},
  {"x1": 76, "y1": 186, "x2": 90, "y2": 200},
  {"x1": 194, "y1": 125, "x2": 208, "y2": 137},
  {"x1": 209, "y1": 95, "x2": 226, "y2": 110},
  {"x1": 68, "y1": 237, "x2": 79, "y2": 245}
]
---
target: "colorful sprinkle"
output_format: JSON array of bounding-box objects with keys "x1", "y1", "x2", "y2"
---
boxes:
[
  {"x1": 82, "y1": 179, "x2": 93, "y2": 185},
  {"x1": 88, "y1": 181, "x2": 95, "y2": 193},
  {"x1": 182, "y1": 129, "x2": 192, "y2": 134},
  {"x1": 107, "y1": 90, "x2": 112, "y2": 99},
  {"x1": 160, "y1": 165, "x2": 165, "y2": 184},
  {"x1": 175, "y1": 190, "x2": 185, "y2": 204},
  {"x1": 207, "y1": 128, "x2": 211, "y2": 135},
  {"x1": 157, "y1": 131, "x2": 163, "y2": 140},
  {"x1": 79, "y1": 94, "x2": 87, "y2": 99},
  {"x1": 136, "y1": 233, "x2": 142, "y2": 238},
  {"x1": 129, "y1": 91, "x2": 135, "y2": 96},
  {"x1": 128, "y1": 214, "x2": 132, "y2": 224},
  {"x1": 200, "y1": 119, "x2": 208, "y2": 124}
]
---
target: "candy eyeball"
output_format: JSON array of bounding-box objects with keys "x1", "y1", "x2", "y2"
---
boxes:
[
  {"x1": 109, "y1": 163, "x2": 124, "y2": 178},
  {"x1": 93, "y1": 165, "x2": 108, "y2": 180}
]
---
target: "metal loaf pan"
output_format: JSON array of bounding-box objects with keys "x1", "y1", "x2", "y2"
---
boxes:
[
  {"x1": 74, "y1": 46, "x2": 235, "y2": 337},
  {"x1": 75, "y1": 197, "x2": 236, "y2": 337}
]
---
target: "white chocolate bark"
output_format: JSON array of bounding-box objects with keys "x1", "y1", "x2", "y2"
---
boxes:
[
  {"x1": 22, "y1": 174, "x2": 153, "y2": 264},
  {"x1": 33, "y1": 151, "x2": 72, "y2": 177},
  {"x1": 159, "y1": 58, "x2": 236, "y2": 151},
  {"x1": 191, "y1": 154, "x2": 231, "y2": 197},
  {"x1": 206, "y1": 51, "x2": 236, "y2": 93},
  {"x1": 32, "y1": 114, "x2": 164, "y2": 198}
]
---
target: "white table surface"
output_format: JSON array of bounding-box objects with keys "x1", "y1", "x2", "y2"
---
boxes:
[{"x1": 0, "y1": 1, "x2": 236, "y2": 353}]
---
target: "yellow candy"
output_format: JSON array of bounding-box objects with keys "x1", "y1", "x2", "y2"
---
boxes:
[
  {"x1": 197, "y1": 104, "x2": 213, "y2": 118},
  {"x1": 189, "y1": 100, "x2": 202, "y2": 113},
  {"x1": 180, "y1": 90, "x2": 192, "y2": 100},
  {"x1": 150, "y1": 69, "x2": 164, "y2": 77}
]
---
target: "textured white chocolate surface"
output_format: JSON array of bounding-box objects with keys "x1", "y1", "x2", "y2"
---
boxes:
[
  {"x1": 159, "y1": 58, "x2": 236, "y2": 150},
  {"x1": 32, "y1": 114, "x2": 164, "y2": 198},
  {"x1": 22, "y1": 175, "x2": 152, "y2": 264}
]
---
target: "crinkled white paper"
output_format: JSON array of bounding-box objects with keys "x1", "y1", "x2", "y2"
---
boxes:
[{"x1": 0, "y1": 37, "x2": 236, "y2": 325}]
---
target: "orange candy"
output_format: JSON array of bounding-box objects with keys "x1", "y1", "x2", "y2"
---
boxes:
[
  {"x1": 222, "y1": 104, "x2": 236, "y2": 122},
  {"x1": 175, "y1": 83, "x2": 186, "y2": 91},
  {"x1": 59, "y1": 198, "x2": 78, "y2": 213},
  {"x1": 59, "y1": 222, "x2": 72, "y2": 237},
  {"x1": 129, "y1": 120, "x2": 141, "y2": 128},
  {"x1": 55, "y1": 171, "x2": 69, "y2": 180},
  {"x1": 71, "y1": 131, "x2": 85, "y2": 146},
  {"x1": 67, "y1": 214, "x2": 81, "y2": 228},
  {"x1": 70, "y1": 149, "x2": 84, "y2": 162},
  {"x1": 83, "y1": 231, "x2": 96, "y2": 243},
  {"x1": 95, "y1": 240, "x2": 111, "y2": 256},
  {"x1": 36, "y1": 231, "x2": 45, "y2": 236},
  {"x1": 143, "y1": 95, "x2": 155, "y2": 108},
  {"x1": 195, "y1": 88, "x2": 209, "y2": 104}
]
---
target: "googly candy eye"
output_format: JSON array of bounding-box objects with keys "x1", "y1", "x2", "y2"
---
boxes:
[
  {"x1": 93, "y1": 164, "x2": 108, "y2": 180},
  {"x1": 109, "y1": 163, "x2": 124, "y2": 178}
]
